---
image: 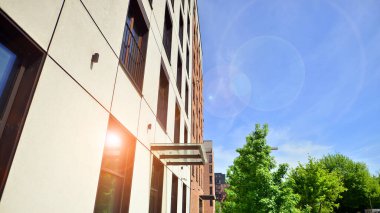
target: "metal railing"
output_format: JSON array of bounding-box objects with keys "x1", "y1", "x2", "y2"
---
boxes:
[{"x1": 120, "y1": 23, "x2": 146, "y2": 92}]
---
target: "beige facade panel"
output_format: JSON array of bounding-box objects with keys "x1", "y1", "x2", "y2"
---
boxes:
[
  {"x1": 48, "y1": 0, "x2": 118, "y2": 110},
  {"x1": 81, "y1": 0, "x2": 131, "y2": 55},
  {"x1": 0, "y1": 58, "x2": 109, "y2": 213},
  {"x1": 111, "y1": 65, "x2": 142, "y2": 137},
  {"x1": 137, "y1": 99, "x2": 157, "y2": 147},
  {"x1": 129, "y1": 142, "x2": 152, "y2": 213},
  {"x1": 141, "y1": 27, "x2": 161, "y2": 114},
  {"x1": 0, "y1": 0, "x2": 63, "y2": 50}
]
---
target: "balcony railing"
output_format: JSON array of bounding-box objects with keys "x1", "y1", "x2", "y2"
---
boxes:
[{"x1": 120, "y1": 23, "x2": 146, "y2": 92}]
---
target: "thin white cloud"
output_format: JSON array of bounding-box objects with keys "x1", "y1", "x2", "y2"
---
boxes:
[{"x1": 267, "y1": 128, "x2": 333, "y2": 168}]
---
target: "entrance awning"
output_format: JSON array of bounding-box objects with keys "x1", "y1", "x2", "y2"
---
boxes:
[
  {"x1": 150, "y1": 143, "x2": 207, "y2": 166},
  {"x1": 200, "y1": 195, "x2": 216, "y2": 200}
]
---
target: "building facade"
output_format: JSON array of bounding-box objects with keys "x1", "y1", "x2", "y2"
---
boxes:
[
  {"x1": 0, "y1": 0, "x2": 205, "y2": 212},
  {"x1": 189, "y1": 1, "x2": 206, "y2": 213},
  {"x1": 215, "y1": 173, "x2": 228, "y2": 202},
  {"x1": 203, "y1": 140, "x2": 216, "y2": 213}
]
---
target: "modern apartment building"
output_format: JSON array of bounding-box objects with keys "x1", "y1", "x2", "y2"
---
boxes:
[
  {"x1": 203, "y1": 140, "x2": 216, "y2": 213},
  {"x1": 215, "y1": 173, "x2": 228, "y2": 202},
  {"x1": 189, "y1": 2, "x2": 209, "y2": 212},
  {"x1": 0, "y1": 0, "x2": 206, "y2": 212}
]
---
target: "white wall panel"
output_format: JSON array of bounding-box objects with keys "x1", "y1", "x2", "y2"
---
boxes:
[
  {"x1": 48, "y1": 0, "x2": 118, "y2": 110},
  {"x1": 81, "y1": 0, "x2": 130, "y2": 55},
  {"x1": 128, "y1": 142, "x2": 151, "y2": 213},
  {"x1": 137, "y1": 99, "x2": 156, "y2": 147},
  {"x1": 0, "y1": 0, "x2": 63, "y2": 50},
  {"x1": 142, "y1": 29, "x2": 161, "y2": 114},
  {"x1": 0, "y1": 58, "x2": 109, "y2": 213},
  {"x1": 111, "y1": 66, "x2": 142, "y2": 137}
]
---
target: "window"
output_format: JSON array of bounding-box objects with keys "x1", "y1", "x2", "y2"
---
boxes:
[
  {"x1": 0, "y1": 11, "x2": 45, "y2": 198},
  {"x1": 157, "y1": 65, "x2": 169, "y2": 131},
  {"x1": 178, "y1": 12, "x2": 184, "y2": 47},
  {"x1": 176, "y1": 52, "x2": 182, "y2": 95},
  {"x1": 209, "y1": 165, "x2": 212, "y2": 173},
  {"x1": 210, "y1": 187, "x2": 213, "y2": 194},
  {"x1": 163, "y1": 4, "x2": 173, "y2": 61},
  {"x1": 94, "y1": 116, "x2": 136, "y2": 213},
  {"x1": 186, "y1": 46, "x2": 189, "y2": 74},
  {"x1": 149, "y1": 156, "x2": 164, "y2": 213},
  {"x1": 210, "y1": 200, "x2": 213, "y2": 206},
  {"x1": 121, "y1": 0, "x2": 149, "y2": 92},
  {"x1": 171, "y1": 174, "x2": 178, "y2": 213},
  {"x1": 184, "y1": 125, "x2": 188, "y2": 144},
  {"x1": 174, "y1": 101, "x2": 180, "y2": 143},
  {"x1": 208, "y1": 154, "x2": 212, "y2": 163},
  {"x1": 185, "y1": 82, "x2": 189, "y2": 116},
  {"x1": 195, "y1": 166, "x2": 198, "y2": 182},
  {"x1": 182, "y1": 184, "x2": 187, "y2": 213},
  {"x1": 187, "y1": 15, "x2": 190, "y2": 42},
  {"x1": 199, "y1": 198, "x2": 203, "y2": 213},
  {"x1": 209, "y1": 176, "x2": 212, "y2": 184}
]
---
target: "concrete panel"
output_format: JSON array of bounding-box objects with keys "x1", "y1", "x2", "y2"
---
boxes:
[
  {"x1": 136, "y1": 99, "x2": 156, "y2": 147},
  {"x1": 151, "y1": 0, "x2": 166, "y2": 39},
  {"x1": 166, "y1": 86, "x2": 175, "y2": 142},
  {"x1": 128, "y1": 142, "x2": 151, "y2": 213},
  {"x1": 0, "y1": 58, "x2": 109, "y2": 213},
  {"x1": 0, "y1": 0, "x2": 63, "y2": 50},
  {"x1": 111, "y1": 66, "x2": 142, "y2": 137},
  {"x1": 48, "y1": 0, "x2": 118, "y2": 110},
  {"x1": 81, "y1": 0, "x2": 129, "y2": 55},
  {"x1": 142, "y1": 30, "x2": 161, "y2": 114}
]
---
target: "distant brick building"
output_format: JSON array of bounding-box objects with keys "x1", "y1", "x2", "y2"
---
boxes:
[{"x1": 215, "y1": 173, "x2": 228, "y2": 202}]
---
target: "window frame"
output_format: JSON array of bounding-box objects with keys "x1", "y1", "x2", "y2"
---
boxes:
[
  {"x1": 94, "y1": 116, "x2": 137, "y2": 213},
  {"x1": 0, "y1": 10, "x2": 46, "y2": 199}
]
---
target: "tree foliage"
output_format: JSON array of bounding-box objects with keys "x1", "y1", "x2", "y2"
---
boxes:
[
  {"x1": 319, "y1": 154, "x2": 380, "y2": 211},
  {"x1": 223, "y1": 124, "x2": 299, "y2": 213},
  {"x1": 289, "y1": 158, "x2": 346, "y2": 212}
]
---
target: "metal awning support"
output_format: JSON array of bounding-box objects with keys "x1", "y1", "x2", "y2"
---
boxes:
[
  {"x1": 200, "y1": 195, "x2": 216, "y2": 200},
  {"x1": 151, "y1": 143, "x2": 207, "y2": 166}
]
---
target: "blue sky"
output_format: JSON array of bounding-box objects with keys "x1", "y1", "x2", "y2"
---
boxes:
[{"x1": 198, "y1": 0, "x2": 380, "y2": 174}]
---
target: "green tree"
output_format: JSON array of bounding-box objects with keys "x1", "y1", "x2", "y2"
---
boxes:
[
  {"x1": 223, "y1": 124, "x2": 299, "y2": 213},
  {"x1": 289, "y1": 158, "x2": 346, "y2": 212},
  {"x1": 319, "y1": 154, "x2": 379, "y2": 211}
]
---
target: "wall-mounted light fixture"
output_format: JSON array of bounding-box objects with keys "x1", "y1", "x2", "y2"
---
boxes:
[{"x1": 91, "y1": 53, "x2": 99, "y2": 69}]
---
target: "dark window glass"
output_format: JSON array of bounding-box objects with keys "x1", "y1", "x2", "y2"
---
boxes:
[
  {"x1": 185, "y1": 83, "x2": 189, "y2": 116},
  {"x1": 186, "y1": 46, "x2": 189, "y2": 74},
  {"x1": 174, "y1": 102, "x2": 180, "y2": 143},
  {"x1": 149, "y1": 156, "x2": 164, "y2": 213},
  {"x1": 0, "y1": 43, "x2": 16, "y2": 115},
  {"x1": 163, "y1": 5, "x2": 173, "y2": 62},
  {"x1": 184, "y1": 125, "x2": 188, "y2": 144},
  {"x1": 0, "y1": 11, "x2": 45, "y2": 198},
  {"x1": 178, "y1": 13, "x2": 184, "y2": 47},
  {"x1": 171, "y1": 174, "x2": 178, "y2": 213},
  {"x1": 121, "y1": 0, "x2": 149, "y2": 92},
  {"x1": 209, "y1": 176, "x2": 212, "y2": 184},
  {"x1": 182, "y1": 184, "x2": 187, "y2": 213},
  {"x1": 94, "y1": 116, "x2": 136, "y2": 213},
  {"x1": 208, "y1": 154, "x2": 212, "y2": 163},
  {"x1": 199, "y1": 198, "x2": 203, "y2": 213},
  {"x1": 176, "y1": 52, "x2": 182, "y2": 95},
  {"x1": 187, "y1": 16, "x2": 190, "y2": 42},
  {"x1": 210, "y1": 200, "x2": 213, "y2": 206},
  {"x1": 157, "y1": 65, "x2": 169, "y2": 131},
  {"x1": 209, "y1": 165, "x2": 212, "y2": 173},
  {"x1": 210, "y1": 187, "x2": 212, "y2": 194}
]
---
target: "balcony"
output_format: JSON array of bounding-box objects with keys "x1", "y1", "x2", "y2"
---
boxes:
[{"x1": 120, "y1": 21, "x2": 146, "y2": 93}]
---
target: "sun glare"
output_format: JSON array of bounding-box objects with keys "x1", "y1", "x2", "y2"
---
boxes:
[{"x1": 105, "y1": 133, "x2": 122, "y2": 148}]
